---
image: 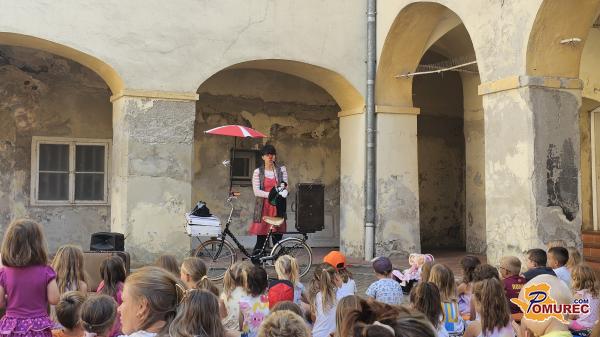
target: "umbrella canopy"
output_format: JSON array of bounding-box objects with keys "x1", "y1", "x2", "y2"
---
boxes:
[{"x1": 205, "y1": 125, "x2": 266, "y2": 138}]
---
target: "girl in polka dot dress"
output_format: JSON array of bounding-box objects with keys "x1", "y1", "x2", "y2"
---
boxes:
[{"x1": 0, "y1": 219, "x2": 60, "y2": 337}]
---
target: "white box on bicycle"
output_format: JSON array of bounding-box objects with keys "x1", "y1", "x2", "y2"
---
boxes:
[{"x1": 185, "y1": 213, "x2": 221, "y2": 237}]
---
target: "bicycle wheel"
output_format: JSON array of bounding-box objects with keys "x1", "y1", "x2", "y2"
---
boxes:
[
  {"x1": 270, "y1": 238, "x2": 312, "y2": 278},
  {"x1": 193, "y1": 239, "x2": 237, "y2": 281}
]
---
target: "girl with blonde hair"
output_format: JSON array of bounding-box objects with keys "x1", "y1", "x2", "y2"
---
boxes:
[
  {"x1": 309, "y1": 263, "x2": 342, "y2": 337},
  {"x1": 51, "y1": 245, "x2": 88, "y2": 293},
  {"x1": 117, "y1": 266, "x2": 185, "y2": 337},
  {"x1": 275, "y1": 255, "x2": 306, "y2": 305},
  {"x1": 569, "y1": 264, "x2": 600, "y2": 331},
  {"x1": 221, "y1": 261, "x2": 252, "y2": 330},
  {"x1": 429, "y1": 264, "x2": 464, "y2": 335},
  {"x1": 180, "y1": 257, "x2": 219, "y2": 296}
]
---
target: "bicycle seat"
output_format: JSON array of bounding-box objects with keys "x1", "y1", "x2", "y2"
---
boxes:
[{"x1": 263, "y1": 216, "x2": 284, "y2": 227}]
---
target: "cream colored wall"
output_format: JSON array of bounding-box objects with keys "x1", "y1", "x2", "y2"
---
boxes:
[{"x1": 0, "y1": 0, "x2": 365, "y2": 103}]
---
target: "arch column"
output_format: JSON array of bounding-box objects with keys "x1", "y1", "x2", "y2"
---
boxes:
[
  {"x1": 479, "y1": 76, "x2": 583, "y2": 264},
  {"x1": 375, "y1": 106, "x2": 420, "y2": 257},
  {"x1": 339, "y1": 109, "x2": 366, "y2": 258},
  {"x1": 111, "y1": 90, "x2": 198, "y2": 266}
]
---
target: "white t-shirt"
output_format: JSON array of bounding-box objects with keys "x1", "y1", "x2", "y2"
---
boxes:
[
  {"x1": 312, "y1": 292, "x2": 339, "y2": 337},
  {"x1": 337, "y1": 279, "x2": 357, "y2": 299},
  {"x1": 553, "y1": 266, "x2": 572, "y2": 288}
]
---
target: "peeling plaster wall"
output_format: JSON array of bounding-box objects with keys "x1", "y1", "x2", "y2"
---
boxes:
[
  {"x1": 193, "y1": 69, "x2": 340, "y2": 246},
  {"x1": 414, "y1": 52, "x2": 466, "y2": 250},
  {"x1": 0, "y1": 45, "x2": 111, "y2": 252},
  {"x1": 530, "y1": 88, "x2": 582, "y2": 247}
]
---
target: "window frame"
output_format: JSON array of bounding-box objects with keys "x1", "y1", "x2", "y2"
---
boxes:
[
  {"x1": 230, "y1": 149, "x2": 261, "y2": 187},
  {"x1": 31, "y1": 136, "x2": 111, "y2": 206}
]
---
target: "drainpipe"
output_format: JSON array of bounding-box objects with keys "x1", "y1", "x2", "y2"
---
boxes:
[{"x1": 365, "y1": 0, "x2": 377, "y2": 261}]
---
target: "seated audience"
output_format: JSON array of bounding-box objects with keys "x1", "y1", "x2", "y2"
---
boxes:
[
  {"x1": 324, "y1": 251, "x2": 357, "y2": 298},
  {"x1": 257, "y1": 310, "x2": 310, "y2": 337},
  {"x1": 239, "y1": 266, "x2": 269, "y2": 337},
  {"x1": 410, "y1": 282, "x2": 448, "y2": 337},
  {"x1": 569, "y1": 264, "x2": 600, "y2": 332}
]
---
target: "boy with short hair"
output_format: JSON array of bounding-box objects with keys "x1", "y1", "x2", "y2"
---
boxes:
[
  {"x1": 365, "y1": 256, "x2": 404, "y2": 305},
  {"x1": 523, "y1": 248, "x2": 556, "y2": 282},
  {"x1": 499, "y1": 256, "x2": 526, "y2": 317},
  {"x1": 548, "y1": 246, "x2": 571, "y2": 288}
]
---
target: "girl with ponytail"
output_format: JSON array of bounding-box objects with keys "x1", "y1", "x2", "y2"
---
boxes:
[
  {"x1": 310, "y1": 263, "x2": 342, "y2": 337},
  {"x1": 97, "y1": 256, "x2": 127, "y2": 337},
  {"x1": 179, "y1": 257, "x2": 219, "y2": 296},
  {"x1": 80, "y1": 295, "x2": 117, "y2": 337},
  {"x1": 117, "y1": 267, "x2": 186, "y2": 337}
]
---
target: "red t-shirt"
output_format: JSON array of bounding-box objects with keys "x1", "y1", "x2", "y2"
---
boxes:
[{"x1": 503, "y1": 274, "x2": 526, "y2": 314}]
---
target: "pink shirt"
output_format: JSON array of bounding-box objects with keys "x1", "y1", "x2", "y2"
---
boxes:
[{"x1": 0, "y1": 265, "x2": 56, "y2": 317}]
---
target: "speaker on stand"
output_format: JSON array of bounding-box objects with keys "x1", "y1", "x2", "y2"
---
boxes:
[{"x1": 90, "y1": 232, "x2": 125, "y2": 251}]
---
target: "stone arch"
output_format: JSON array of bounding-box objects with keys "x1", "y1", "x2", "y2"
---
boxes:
[
  {"x1": 377, "y1": 2, "x2": 473, "y2": 108},
  {"x1": 0, "y1": 32, "x2": 124, "y2": 93},
  {"x1": 526, "y1": 0, "x2": 600, "y2": 78},
  {"x1": 203, "y1": 59, "x2": 364, "y2": 112}
]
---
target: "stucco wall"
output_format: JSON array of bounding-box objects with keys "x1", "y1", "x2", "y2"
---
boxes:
[
  {"x1": 414, "y1": 52, "x2": 466, "y2": 250},
  {"x1": 193, "y1": 69, "x2": 340, "y2": 246},
  {"x1": 0, "y1": 45, "x2": 111, "y2": 252}
]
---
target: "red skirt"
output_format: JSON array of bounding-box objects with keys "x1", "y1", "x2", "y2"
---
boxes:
[{"x1": 248, "y1": 198, "x2": 286, "y2": 235}]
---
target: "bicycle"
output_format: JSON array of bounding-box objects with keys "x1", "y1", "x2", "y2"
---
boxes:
[{"x1": 188, "y1": 193, "x2": 313, "y2": 281}]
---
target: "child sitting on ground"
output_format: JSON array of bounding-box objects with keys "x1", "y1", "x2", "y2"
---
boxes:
[
  {"x1": 365, "y1": 256, "x2": 404, "y2": 305},
  {"x1": 569, "y1": 264, "x2": 600, "y2": 333},
  {"x1": 473, "y1": 264, "x2": 500, "y2": 281},
  {"x1": 274, "y1": 255, "x2": 305, "y2": 309},
  {"x1": 410, "y1": 282, "x2": 448, "y2": 337},
  {"x1": 51, "y1": 245, "x2": 88, "y2": 324},
  {"x1": 310, "y1": 264, "x2": 342, "y2": 337},
  {"x1": 180, "y1": 257, "x2": 220, "y2": 296},
  {"x1": 464, "y1": 278, "x2": 514, "y2": 337},
  {"x1": 548, "y1": 246, "x2": 571, "y2": 288},
  {"x1": 239, "y1": 266, "x2": 270, "y2": 337},
  {"x1": 52, "y1": 291, "x2": 86, "y2": 337},
  {"x1": 323, "y1": 251, "x2": 356, "y2": 298},
  {"x1": 96, "y1": 256, "x2": 126, "y2": 337},
  {"x1": 429, "y1": 264, "x2": 465, "y2": 335},
  {"x1": 498, "y1": 256, "x2": 526, "y2": 321},
  {"x1": 221, "y1": 262, "x2": 252, "y2": 330},
  {"x1": 79, "y1": 295, "x2": 117, "y2": 337},
  {"x1": 457, "y1": 255, "x2": 481, "y2": 321},
  {"x1": 170, "y1": 290, "x2": 238, "y2": 337},
  {"x1": 523, "y1": 249, "x2": 556, "y2": 282}
]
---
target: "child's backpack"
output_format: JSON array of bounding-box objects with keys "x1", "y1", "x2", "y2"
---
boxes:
[{"x1": 268, "y1": 279, "x2": 294, "y2": 308}]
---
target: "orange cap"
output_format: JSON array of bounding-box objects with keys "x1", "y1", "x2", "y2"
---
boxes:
[{"x1": 323, "y1": 251, "x2": 347, "y2": 270}]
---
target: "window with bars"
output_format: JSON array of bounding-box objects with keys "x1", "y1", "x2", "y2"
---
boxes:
[
  {"x1": 231, "y1": 149, "x2": 260, "y2": 186},
  {"x1": 31, "y1": 137, "x2": 110, "y2": 205}
]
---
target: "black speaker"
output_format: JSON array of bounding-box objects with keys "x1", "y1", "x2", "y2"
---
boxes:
[
  {"x1": 295, "y1": 183, "x2": 324, "y2": 233},
  {"x1": 90, "y1": 232, "x2": 125, "y2": 251}
]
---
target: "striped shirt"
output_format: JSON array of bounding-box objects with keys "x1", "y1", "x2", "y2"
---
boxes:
[{"x1": 252, "y1": 166, "x2": 288, "y2": 198}]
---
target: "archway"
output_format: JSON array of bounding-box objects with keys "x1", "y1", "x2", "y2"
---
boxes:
[
  {"x1": 377, "y1": 2, "x2": 484, "y2": 256},
  {"x1": 192, "y1": 60, "x2": 363, "y2": 250},
  {"x1": 0, "y1": 38, "x2": 116, "y2": 252}
]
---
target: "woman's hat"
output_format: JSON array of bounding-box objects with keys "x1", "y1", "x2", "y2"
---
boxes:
[{"x1": 261, "y1": 144, "x2": 276, "y2": 155}]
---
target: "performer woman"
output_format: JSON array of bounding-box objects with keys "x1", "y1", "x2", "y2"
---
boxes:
[{"x1": 249, "y1": 144, "x2": 288, "y2": 254}]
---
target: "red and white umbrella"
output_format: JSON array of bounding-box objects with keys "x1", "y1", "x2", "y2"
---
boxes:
[
  {"x1": 204, "y1": 125, "x2": 267, "y2": 195},
  {"x1": 205, "y1": 125, "x2": 266, "y2": 138}
]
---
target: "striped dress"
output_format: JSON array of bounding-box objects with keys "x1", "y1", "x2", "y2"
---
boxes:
[{"x1": 442, "y1": 301, "x2": 465, "y2": 334}]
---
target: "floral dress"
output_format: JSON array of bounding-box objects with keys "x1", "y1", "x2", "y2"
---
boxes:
[{"x1": 239, "y1": 294, "x2": 269, "y2": 337}]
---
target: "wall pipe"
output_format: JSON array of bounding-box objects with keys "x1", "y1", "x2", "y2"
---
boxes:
[{"x1": 365, "y1": 0, "x2": 377, "y2": 261}]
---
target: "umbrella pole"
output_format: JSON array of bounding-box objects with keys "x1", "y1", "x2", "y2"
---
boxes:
[{"x1": 229, "y1": 137, "x2": 236, "y2": 196}]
